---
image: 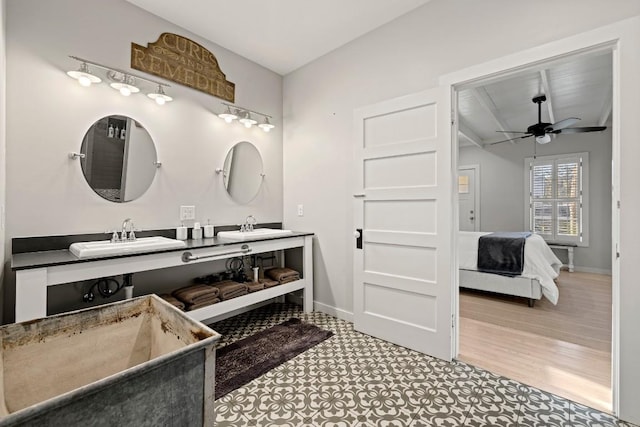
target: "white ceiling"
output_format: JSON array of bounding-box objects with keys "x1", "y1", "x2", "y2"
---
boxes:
[
  {"x1": 457, "y1": 51, "x2": 613, "y2": 148},
  {"x1": 126, "y1": 0, "x2": 431, "y2": 75},
  {"x1": 125, "y1": 0, "x2": 611, "y2": 141}
]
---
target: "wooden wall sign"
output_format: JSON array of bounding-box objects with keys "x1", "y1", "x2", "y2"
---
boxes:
[{"x1": 131, "y1": 33, "x2": 235, "y2": 102}]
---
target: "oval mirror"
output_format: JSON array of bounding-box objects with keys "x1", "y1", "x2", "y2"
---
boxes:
[
  {"x1": 80, "y1": 115, "x2": 157, "y2": 202},
  {"x1": 222, "y1": 141, "x2": 264, "y2": 204}
]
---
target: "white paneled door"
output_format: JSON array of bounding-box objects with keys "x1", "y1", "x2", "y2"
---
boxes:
[{"x1": 353, "y1": 88, "x2": 453, "y2": 361}]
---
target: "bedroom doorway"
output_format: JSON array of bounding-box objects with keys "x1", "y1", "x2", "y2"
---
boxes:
[{"x1": 448, "y1": 44, "x2": 617, "y2": 414}]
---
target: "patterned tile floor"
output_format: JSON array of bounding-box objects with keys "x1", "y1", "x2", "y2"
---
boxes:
[{"x1": 211, "y1": 303, "x2": 635, "y2": 427}]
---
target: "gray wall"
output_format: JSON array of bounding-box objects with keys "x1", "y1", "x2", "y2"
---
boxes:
[
  {"x1": 4, "y1": 0, "x2": 283, "y2": 319},
  {"x1": 459, "y1": 129, "x2": 612, "y2": 273},
  {"x1": 282, "y1": 0, "x2": 638, "y2": 320},
  {"x1": 5, "y1": 0, "x2": 283, "y2": 239},
  {"x1": 282, "y1": 2, "x2": 640, "y2": 423}
]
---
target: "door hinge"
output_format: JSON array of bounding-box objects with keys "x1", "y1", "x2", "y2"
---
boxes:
[
  {"x1": 617, "y1": 200, "x2": 621, "y2": 209},
  {"x1": 616, "y1": 244, "x2": 620, "y2": 259},
  {"x1": 451, "y1": 314, "x2": 455, "y2": 329}
]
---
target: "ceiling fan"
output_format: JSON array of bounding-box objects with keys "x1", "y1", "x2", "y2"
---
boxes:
[{"x1": 490, "y1": 94, "x2": 607, "y2": 145}]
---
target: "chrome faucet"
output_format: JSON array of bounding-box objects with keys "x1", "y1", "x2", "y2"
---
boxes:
[
  {"x1": 121, "y1": 218, "x2": 132, "y2": 241},
  {"x1": 240, "y1": 215, "x2": 257, "y2": 232}
]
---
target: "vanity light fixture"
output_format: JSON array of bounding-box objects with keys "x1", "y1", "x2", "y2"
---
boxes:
[
  {"x1": 147, "y1": 85, "x2": 173, "y2": 105},
  {"x1": 258, "y1": 117, "x2": 275, "y2": 132},
  {"x1": 66, "y1": 56, "x2": 172, "y2": 105},
  {"x1": 108, "y1": 72, "x2": 140, "y2": 97},
  {"x1": 218, "y1": 102, "x2": 275, "y2": 132},
  {"x1": 239, "y1": 112, "x2": 257, "y2": 128},
  {"x1": 67, "y1": 62, "x2": 102, "y2": 87},
  {"x1": 218, "y1": 105, "x2": 238, "y2": 123}
]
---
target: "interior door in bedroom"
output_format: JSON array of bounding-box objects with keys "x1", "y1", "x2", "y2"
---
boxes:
[
  {"x1": 353, "y1": 87, "x2": 453, "y2": 361},
  {"x1": 458, "y1": 166, "x2": 479, "y2": 231}
]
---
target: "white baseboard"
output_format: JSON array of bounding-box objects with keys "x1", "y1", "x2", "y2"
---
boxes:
[
  {"x1": 570, "y1": 266, "x2": 612, "y2": 276},
  {"x1": 314, "y1": 301, "x2": 354, "y2": 323}
]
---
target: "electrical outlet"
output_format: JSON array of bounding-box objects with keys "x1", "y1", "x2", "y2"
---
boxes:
[
  {"x1": 297, "y1": 204, "x2": 304, "y2": 217},
  {"x1": 180, "y1": 205, "x2": 196, "y2": 221}
]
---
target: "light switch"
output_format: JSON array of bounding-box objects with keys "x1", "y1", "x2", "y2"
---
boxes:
[
  {"x1": 180, "y1": 205, "x2": 196, "y2": 220},
  {"x1": 297, "y1": 204, "x2": 304, "y2": 217}
]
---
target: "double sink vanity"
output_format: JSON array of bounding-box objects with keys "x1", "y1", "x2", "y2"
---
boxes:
[
  {"x1": 12, "y1": 227, "x2": 313, "y2": 323},
  {"x1": 9, "y1": 113, "x2": 313, "y2": 324}
]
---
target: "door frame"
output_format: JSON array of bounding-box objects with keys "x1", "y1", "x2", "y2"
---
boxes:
[
  {"x1": 458, "y1": 164, "x2": 480, "y2": 232},
  {"x1": 440, "y1": 24, "x2": 626, "y2": 415}
]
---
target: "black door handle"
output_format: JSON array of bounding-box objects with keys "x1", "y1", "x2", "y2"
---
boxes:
[{"x1": 355, "y1": 228, "x2": 363, "y2": 249}]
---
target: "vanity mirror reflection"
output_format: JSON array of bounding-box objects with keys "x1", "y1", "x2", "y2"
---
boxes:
[
  {"x1": 221, "y1": 141, "x2": 264, "y2": 204},
  {"x1": 79, "y1": 115, "x2": 158, "y2": 202}
]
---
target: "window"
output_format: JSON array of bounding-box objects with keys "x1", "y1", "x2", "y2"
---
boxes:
[{"x1": 524, "y1": 152, "x2": 589, "y2": 246}]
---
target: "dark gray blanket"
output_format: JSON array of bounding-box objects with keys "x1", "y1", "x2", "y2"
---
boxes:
[{"x1": 477, "y1": 232, "x2": 531, "y2": 276}]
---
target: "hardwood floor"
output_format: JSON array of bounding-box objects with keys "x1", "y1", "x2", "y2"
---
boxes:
[{"x1": 458, "y1": 271, "x2": 612, "y2": 413}]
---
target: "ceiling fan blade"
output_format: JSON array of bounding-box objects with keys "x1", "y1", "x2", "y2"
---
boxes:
[
  {"x1": 545, "y1": 117, "x2": 580, "y2": 132},
  {"x1": 554, "y1": 126, "x2": 607, "y2": 135},
  {"x1": 488, "y1": 134, "x2": 533, "y2": 146},
  {"x1": 495, "y1": 130, "x2": 529, "y2": 134}
]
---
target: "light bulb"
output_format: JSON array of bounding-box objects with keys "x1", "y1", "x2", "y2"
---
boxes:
[
  {"x1": 244, "y1": 121, "x2": 252, "y2": 128},
  {"x1": 155, "y1": 96, "x2": 165, "y2": 105},
  {"x1": 262, "y1": 126, "x2": 271, "y2": 132},
  {"x1": 224, "y1": 116, "x2": 233, "y2": 123},
  {"x1": 78, "y1": 75, "x2": 92, "y2": 87},
  {"x1": 120, "y1": 86, "x2": 131, "y2": 96},
  {"x1": 536, "y1": 134, "x2": 551, "y2": 144}
]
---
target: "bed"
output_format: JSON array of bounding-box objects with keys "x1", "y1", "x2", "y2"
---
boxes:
[{"x1": 458, "y1": 231, "x2": 562, "y2": 307}]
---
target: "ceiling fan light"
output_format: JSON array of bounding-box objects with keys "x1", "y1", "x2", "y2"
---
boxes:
[{"x1": 536, "y1": 134, "x2": 551, "y2": 144}]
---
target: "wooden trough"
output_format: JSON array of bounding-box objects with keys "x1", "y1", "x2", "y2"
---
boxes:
[{"x1": 0, "y1": 295, "x2": 220, "y2": 426}]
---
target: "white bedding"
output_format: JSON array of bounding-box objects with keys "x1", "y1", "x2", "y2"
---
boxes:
[{"x1": 458, "y1": 232, "x2": 563, "y2": 304}]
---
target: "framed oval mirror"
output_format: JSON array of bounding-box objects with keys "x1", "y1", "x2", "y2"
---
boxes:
[
  {"x1": 221, "y1": 141, "x2": 264, "y2": 204},
  {"x1": 80, "y1": 115, "x2": 157, "y2": 202}
]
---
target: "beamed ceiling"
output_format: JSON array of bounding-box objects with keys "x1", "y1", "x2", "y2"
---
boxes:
[{"x1": 457, "y1": 51, "x2": 612, "y2": 148}]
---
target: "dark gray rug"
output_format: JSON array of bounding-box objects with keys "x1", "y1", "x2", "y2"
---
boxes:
[{"x1": 215, "y1": 318, "x2": 334, "y2": 399}]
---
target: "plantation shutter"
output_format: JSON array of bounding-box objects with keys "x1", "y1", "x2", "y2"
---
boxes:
[
  {"x1": 528, "y1": 154, "x2": 584, "y2": 245},
  {"x1": 556, "y1": 158, "x2": 581, "y2": 240},
  {"x1": 530, "y1": 161, "x2": 554, "y2": 238}
]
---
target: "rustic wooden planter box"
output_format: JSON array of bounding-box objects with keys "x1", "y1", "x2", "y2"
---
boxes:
[{"x1": 0, "y1": 295, "x2": 220, "y2": 427}]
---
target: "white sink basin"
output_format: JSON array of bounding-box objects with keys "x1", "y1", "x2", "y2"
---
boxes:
[
  {"x1": 217, "y1": 228, "x2": 293, "y2": 241},
  {"x1": 70, "y1": 236, "x2": 187, "y2": 259}
]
